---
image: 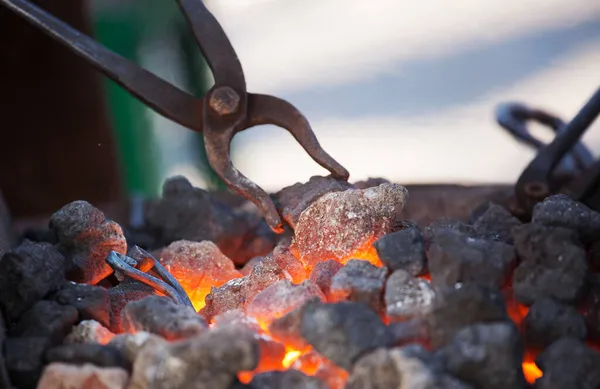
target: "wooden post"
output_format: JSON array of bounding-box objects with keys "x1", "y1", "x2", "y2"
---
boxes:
[{"x1": 0, "y1": 0, "x2": 124, "y2": 218}]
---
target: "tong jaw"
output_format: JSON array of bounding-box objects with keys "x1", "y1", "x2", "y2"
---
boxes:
[
  {"x1": 203, "y1": 88, "x2": 350, "y2": 233},
  {"x1": 1, "y1": 0, "x2": 350, "y2": 233}
]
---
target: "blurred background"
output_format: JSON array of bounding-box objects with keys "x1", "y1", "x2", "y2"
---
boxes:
[{"x1": 2, "y1": 0, "x2": 600, "y2": 220}]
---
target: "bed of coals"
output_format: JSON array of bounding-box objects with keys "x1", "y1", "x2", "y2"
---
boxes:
[{"x1": 0, "y1": 175, "x2": 599, "y2": 389}]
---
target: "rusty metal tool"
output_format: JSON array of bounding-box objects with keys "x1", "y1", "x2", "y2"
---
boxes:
[
  {"x1": 495, "y1": 102, "x2": 594, "y2": 176},
  {"x1": 0, "y1": 0, "x2": 349, "y2": 233},
  {"x1": 500, "y1": 87, "x2": 600, "y2": 217}
]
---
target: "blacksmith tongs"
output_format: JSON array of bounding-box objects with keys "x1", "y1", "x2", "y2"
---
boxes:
[{"x1": 0, "y1": 0, "x2": 350, "y2": 233}]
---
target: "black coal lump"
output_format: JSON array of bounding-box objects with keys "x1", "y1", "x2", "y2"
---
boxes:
[
  {"x1": 427, "y1": 283, "x2": 509, "y2": 348},
  {"x1": 0, "y1": 240, "x2": 68, "y2": 321},
  {"x1": 428, "y1": 228, "x2": 515, "y2": 289},
  {"x1": 53, "y1": 282, "x2": 111, "y2": 328},
  {"x1": 9, "y1": 300, "x2": 78, "y2": 344},
  {"x1": 439, "y1": 322, "x2": 526, "y2": 389},
  {"x1": 373, "y1": 227, "x2": 426, "y2": 276},
  {"x1": 535, "y1": 337, "x2": 600, "y2": 389},
  {"x1": 5, "y1": 337, "x2": 52, "y2": 389},
  {"x1": 512, "y1": 223, "x2": 588, "y2": 305},
  {"x1": 523, "y1": 298, "x2": 586, "y2": 349},
  {"x1": 300, "y1": 301, "x2": 393, "y2": 370},
  {"x1": 473, "y1": 203, "x2": 522, "y2": 244},
  {"x1": 532, "y1": 194, "x2": 600, "y2": 243},
  {"x1": 45, "y1": 343, "x2": 129, "y2": 370}
]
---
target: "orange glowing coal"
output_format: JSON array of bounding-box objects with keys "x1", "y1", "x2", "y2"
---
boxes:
[
  {"x1": 162, "y1": 239, "x2": 545, "y2": 387},
  {"x1": 522, "y1": 362, "x2": 542, "y2": 384}
]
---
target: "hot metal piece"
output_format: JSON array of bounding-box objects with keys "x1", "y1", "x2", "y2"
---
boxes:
[
  {"x1": 127, "y1": 245, "x2": 193, "y2": 308},
  {"x1": 0, "y1": 0, "x2": 349, "y2": 233},
  {"x1": 106, "y1": 251, "x2": 193, "y2": 308}
]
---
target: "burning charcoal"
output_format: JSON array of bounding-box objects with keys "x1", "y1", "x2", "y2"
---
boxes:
[
  {"x1": 158, "y1": 240, "x2": 242, "y2": 310},
  {"x1": 108, "y1": 331, "x2": 167, "y2": 365},
  {"x1": 273, "y1": 175, "x2": 355, "y2": 230},
  {"x1": 301, "y1": 301, "x2": 393, "y2": 370},
  {"x1": 241, "y1": 256, "x2": 265, "y2": 276},
  {"x1": 347, "y1": 346, "x2": 473, "y2": 389},
  {"x1": 523, "y1": 298, "x2": 587, "y2": 349},
  {"x1": 472, "y1": 203, "x2": 521, "y2": 244},
  {"x1": 247, "y1": 280, "x2": 325, "y2": 325},
  {"x1": 46, "y1": 344, "x2": 128, "y2": 370},
  {"x1": 255, "y1": 336, "x2": 287, "y2": 373},
  {"x1": 388, "y1": 318, "x2": 430, "y2": 347},
  {"x1": 0, "y1": 240, "x2": 68, "y2": 321},
  {"x1": 249, "y1": 370, "x2": 327, "y2": 389},
  {"x1": 144, "y1": 176, "x2": 272, "y2": 265},
  {"x1": 309, "y1": 260, "x2": 343, "y2": 300},
  {"x1": 5, "y1": 337, "x2": 52, "y2": 389},
  {"x1": 440, "y1": 322, "x2": 526, "y2": 389},
  {"x1": 273, "y1": 245, "x2": 307, "y2": 284},
  {"x1": 373, "y1": 227, "x2": 426, "y2": 276},
  {"x1": 532, "y1": 194, "x2": 600, "y2": 243},
  {"x1": 121, "y1": 295, "x2": 208, "y2": 340},
  {"x1": 200, "y1": 278, "x2": 246, "y2": 320},
  {"x1": 512, "y1": 223, "x2": 588, "y2": 305},
  {"x1": 385, "y1": 270, "x2": 435, "y2": 321},
  {"x1": 108, "y1": 280, "x2": 157, "y2": 333},
  {"x1": 428, "y1": 228, "x2": 516, "y2": 289},
  {"x1": 330, "y1": 260, "x2": 387, "y2": 313},
  {"x1": 268, "y1": 301, "x2": 319, "y2": 351},
  {"x1": 10, "y1": 300, "x2": 78, "y2": 343},
  {"x1": 294, "y1": 183, "x2": 409, "y2": 268},
  {"x1": 53, "y1": 282, "x2": 111, "y2": 327},
  {"x1": 427, "y1": 283, "x2": 509, "y2": 348},
  {"x1": 535, "y1": 337, "x2": 600, "y2": 389},
  {"x1": 213, "y1": 309, "x2": 261, "y2": 332},
  {"x1": 37, "y1": 363, "x2": 129, "y2": 389},
  {"x1": 50, "y1": 201, "x2": 126, "y2": 284},
  {"x1": 201, "y1": 255, "x2": 288, "y2": 320},
  {"x1": 64, "y1": 320, "x2": 115, "y2": 345},
  {"x1": 130, "y1": 325, "x2": 259, "y2": 389}
]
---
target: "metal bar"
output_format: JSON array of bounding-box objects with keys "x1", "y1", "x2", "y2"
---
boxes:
[{"x1": 0, "y1": 0, "x2": 203, "y2": 132}]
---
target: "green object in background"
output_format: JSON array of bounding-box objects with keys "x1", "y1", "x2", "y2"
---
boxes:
[
  {"x1": 93, "y1": 13, "x2": 160, "y2": 198},
  {"x1": 90, "y1": 0, "x2": 224, "y2": 201}
]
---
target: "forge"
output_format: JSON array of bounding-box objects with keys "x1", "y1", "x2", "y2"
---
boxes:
[
  {"x1": 0, "y1": 174, "x2": 599, "y2": 389},
  {"x1": 2, "y1": 1, "x2": 600, "y2": 389}
]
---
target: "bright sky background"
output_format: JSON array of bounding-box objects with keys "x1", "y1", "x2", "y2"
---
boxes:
[{"x1": 166, "y1": 0, "x2": 600, "y2": 191}]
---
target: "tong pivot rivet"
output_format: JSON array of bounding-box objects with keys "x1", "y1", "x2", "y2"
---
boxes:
[{"x1": 209, "y1": 86, "x2": 240, "y2": 116}]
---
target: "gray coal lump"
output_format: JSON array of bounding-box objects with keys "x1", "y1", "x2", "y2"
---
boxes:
[
  {"x1": 373, "y1": 227, "x2": 427, "y2": 276},
  {"x1": 523, "y1": 298, "x2": 587, "y2": 349},
  {"x1": 439, "y1": 322, "x2": 526, "y2": 389},
  {"x1": 535, "y1": 337, "x2": 600, "y2": 389},
  {"x1": 428, "y1": 228, "x2": 516, "y2": 289},
  {"x1": 427, "y1": 283, "x2": 509, "y2": 348},
  {"x1": 300, "y1": 301, "x2": 394, "y2": 370}
]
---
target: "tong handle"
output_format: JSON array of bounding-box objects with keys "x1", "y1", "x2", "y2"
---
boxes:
[{"x1": 514, "y1": 87, "x2": 600, "y2": 212}]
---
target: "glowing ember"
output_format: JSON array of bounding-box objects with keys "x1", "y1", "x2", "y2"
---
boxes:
[
  {"x1": 282, "y1": 350, "x2": 302, "y2": 368},
  {"x1": 159, "y1": 240, "x2": 242, "y2": 311},
  {"x1": 522, "y1": 362, "x2": 542, "y2": 384}
]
